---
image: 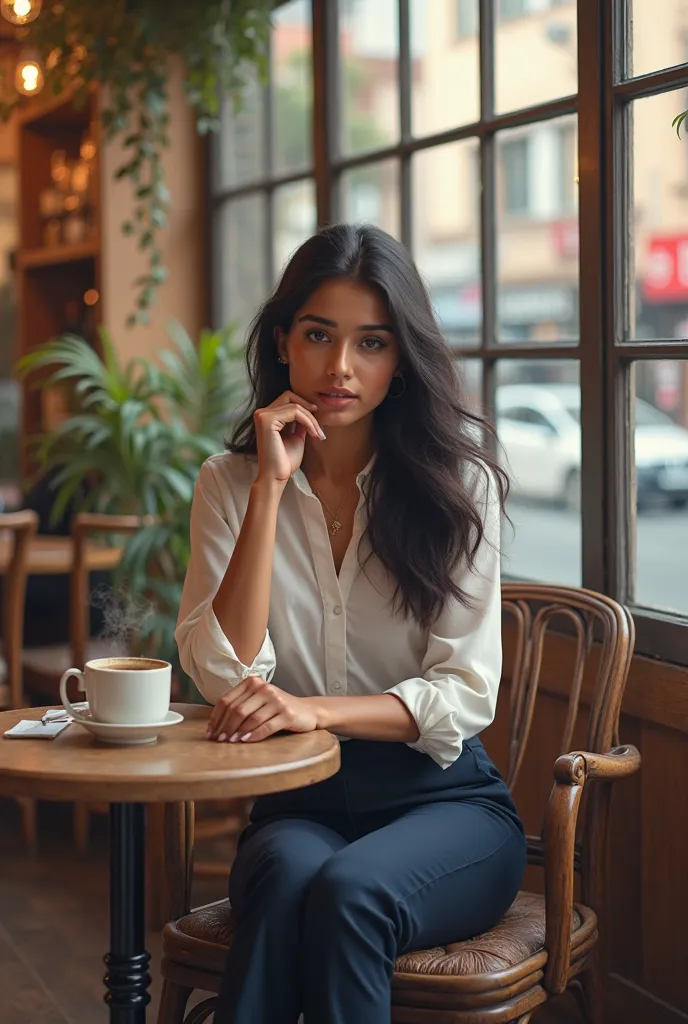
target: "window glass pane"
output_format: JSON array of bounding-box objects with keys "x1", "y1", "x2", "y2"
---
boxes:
[
  {"x1": 495, "y1": 0, "x2": 577, "y2": 115},
  {"x1": 455, "y1": 358, "x2": 483, "y2": 421},
  {"x1": 272, "y1": 0, "x2": 313, "y2": 175},
  {"x1": 339, "y1": 0, "x2": 399, "y2": 157},
  {"x1": 273, "y1": 179, "x2": 317, "y2": 278},
  {"x1": 217, "y1": 195, "x2": 267, "y2": 338},
  {"x1": 340, "y1": 160, "x2": 401, "y2": 238},
  {"x1": 496, "y1": 117, "x2": 579, "y2": 342},
  {"x1": 413, "y1": 140, "x2": 481, "y2": 347},
  {"x1": 627, "y1": 0, "x2": 688, "y2": 79},
  {"x1": 495, "y1": 359, "x2": 581, "y2": 586},
  {"x1": 629, "y1": 92, "x2": 688, "y2": 340},
  {"x1": 215, "y1": 66, "x2": 264, "y2": 190},
  {"x1": 634, "y1": 360, "x2": 688, "y2": 615},
  {"x1": 410, "y1": 0, "x2": 479, "y2": 137}
]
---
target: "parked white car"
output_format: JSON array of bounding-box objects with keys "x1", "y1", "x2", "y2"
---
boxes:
[{"x1": 496, "y1": 384, "x2": 688, "y2": 510}]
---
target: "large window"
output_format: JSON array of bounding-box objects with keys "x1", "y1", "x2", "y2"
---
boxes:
[
  {"x1": 212, "y1": 0, "x2": 688, "y2": 667},
  {"x1": 211, "y1": 0, "x2": 317, "y2": 336}
]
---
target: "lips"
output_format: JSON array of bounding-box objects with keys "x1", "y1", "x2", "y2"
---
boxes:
[{"x1": 316, "y1": 391, "x2": 358, "y2": 408}]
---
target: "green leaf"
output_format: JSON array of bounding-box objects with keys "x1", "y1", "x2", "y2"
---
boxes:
[{"x1": 673, "y1": 110, "x2": 688, "y2": 138}]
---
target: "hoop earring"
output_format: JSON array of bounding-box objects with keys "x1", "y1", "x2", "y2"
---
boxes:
[
  {"x1": 387, "y1": 375, "x2": 406, "y2": 399},
  {"x1": 277, "y1": 356, "x2": 287, "y2": 365}
]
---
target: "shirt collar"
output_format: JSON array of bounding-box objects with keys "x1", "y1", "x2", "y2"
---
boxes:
[{"x1": 292, "y1": 453, "x2": 376, "y2": 496}]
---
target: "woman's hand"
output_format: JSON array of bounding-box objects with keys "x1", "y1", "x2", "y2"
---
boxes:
[
  {"x1": 254, "y1": 390, "x2": 325, "y2": 485},
  {"x1": 206, "y1": 676, "x2": 319, "y2": 743}
]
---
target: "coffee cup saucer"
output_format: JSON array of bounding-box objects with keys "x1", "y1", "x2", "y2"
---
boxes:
[{"x1": 71, "y1": 709, "x2": 184, "y2": 746}]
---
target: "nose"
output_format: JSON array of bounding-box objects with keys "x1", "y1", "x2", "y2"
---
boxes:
[{"x1": 326, "y1": 340, "x2": 353, "y2": 381}]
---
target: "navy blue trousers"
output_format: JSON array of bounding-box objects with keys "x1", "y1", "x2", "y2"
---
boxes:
[{"x1": 214, "y1": 736, "x2": 526, "y2": 1024}]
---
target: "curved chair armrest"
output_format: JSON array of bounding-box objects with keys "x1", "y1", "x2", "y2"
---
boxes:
[
  {"x1": 553, "y1": 745, "x2": 641, "y2": 785},
  {"x1": 543, "y1": 744, "x2": 641, "y2": 994}
]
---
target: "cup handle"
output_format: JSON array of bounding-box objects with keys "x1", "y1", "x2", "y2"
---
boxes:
[{"x1": 59, "y1": 669, "x2": 88, "y2": 720}]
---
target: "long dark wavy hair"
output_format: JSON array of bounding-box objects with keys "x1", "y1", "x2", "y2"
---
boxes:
[{"x1": 228, "y1": 223, "x2": 509, "y2": 629}]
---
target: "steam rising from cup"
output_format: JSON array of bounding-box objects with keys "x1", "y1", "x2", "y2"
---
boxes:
[{"x1": 91, "y1": 584, "x2": 157, "y2": 657}]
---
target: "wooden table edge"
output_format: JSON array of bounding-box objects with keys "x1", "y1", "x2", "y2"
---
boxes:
[
  {"x1": 0, "y1": 743, "x2": 341, "y2": 802},
  {"x1": 0, "y1": 704, "x2": 341, "y2": 802}
]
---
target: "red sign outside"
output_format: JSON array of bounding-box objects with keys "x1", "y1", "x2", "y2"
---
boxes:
[
  {"x1": 551, "y1": 220, "x2": 579, "y2": 259},
  {"x1": 643, "y1": 235, "x2": 688, "y2": 301}
]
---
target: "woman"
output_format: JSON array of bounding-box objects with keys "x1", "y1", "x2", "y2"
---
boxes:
[{"x1": 176, "y1": 223, "x2": 526, "y2": 1024}]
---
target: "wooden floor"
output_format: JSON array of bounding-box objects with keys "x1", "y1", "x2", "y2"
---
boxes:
[{"x1": 0, "y1": 797, "x2": 582, "y2": 1024}]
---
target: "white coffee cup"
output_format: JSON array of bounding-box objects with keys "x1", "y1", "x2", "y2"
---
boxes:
[{"x1": 59, "y1": 657, "x2": 172, "y2": 726}]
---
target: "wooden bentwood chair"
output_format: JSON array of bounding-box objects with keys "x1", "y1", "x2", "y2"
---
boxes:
[
  {"x1": 156, "y1": 584, "x2": 640, "y2": 1024},
  {"x1": 0, "y1": 510, "x2": 39, "y2": 849},
  {"x1": 0, "y1": 510, "x2": 38, "y2": 710}
]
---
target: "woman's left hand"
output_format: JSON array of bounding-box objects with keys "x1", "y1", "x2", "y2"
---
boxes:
[{"x1": 206, "y1": 676, "x2": 319, "y2": 743}]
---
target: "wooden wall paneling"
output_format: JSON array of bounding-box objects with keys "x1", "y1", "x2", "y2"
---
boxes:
[
  {"x1": 605, "y1": 713, "x2": 643, "y2": 983},
  {"x1": 639, "y1": 723, "x2": 688, "y2": 1013},
  {"x1": 607, "y1": 973, "x2": 688, "y2": 1024}
]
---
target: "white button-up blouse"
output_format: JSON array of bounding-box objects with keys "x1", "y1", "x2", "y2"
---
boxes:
[{"x1": 175, "y1": 452, "x2": 502, "y2": 770}]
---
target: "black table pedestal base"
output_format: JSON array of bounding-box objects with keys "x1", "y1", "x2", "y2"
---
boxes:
[{"x1": 104, "y1": 803, "x2": 151, "y2": 1023}]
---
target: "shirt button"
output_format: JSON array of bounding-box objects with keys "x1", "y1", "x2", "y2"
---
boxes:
[
  {"x1": 333, "y1": 681, "x2": 342, "y2": 690},
  {"x1": 333, "y1": 605, "x2": 342, "y2": 615}
]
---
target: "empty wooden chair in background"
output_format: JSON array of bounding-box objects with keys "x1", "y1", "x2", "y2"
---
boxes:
[
  {"x1": 155, "y1": 583, "x2": 640, "y2": 1024},
  {"x1": 0, "y1": 509, "x2": 39, "y2": 849},
  {"x1": 0, "y1": 510, "x2": 38, "y2": 710},
  {"x1": 21, "y1": 512, "x2": 140, "y2": 702}
]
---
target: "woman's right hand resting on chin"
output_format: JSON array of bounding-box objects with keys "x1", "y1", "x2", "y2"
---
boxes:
[
  {"x1": 209, "y1": 390, "x2": 325, "y2": 673},
  {"x1": 253, "y1": 390, "x2": 326, "y2": 487}
]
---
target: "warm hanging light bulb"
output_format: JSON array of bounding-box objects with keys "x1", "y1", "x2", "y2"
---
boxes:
[
  {"x1": 1, "y1": 0, "x2": 42, "y2": 26},
  {"x1": 15, "y1": 51, "x2": 44, "y2": 95}
]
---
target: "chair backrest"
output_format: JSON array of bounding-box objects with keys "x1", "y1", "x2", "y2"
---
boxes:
[
  {"x1": 70, "y1": 512, "x2": 152, "y2": 669},
  {"x1": 0, "y1": 510, "x2": 39, "y2": 707},
  {"x1": 500, "y1": 582, "x2": 635, "y2": 910}
]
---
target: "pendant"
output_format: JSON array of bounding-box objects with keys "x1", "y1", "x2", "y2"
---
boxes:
[{"x1": 330, "y1": 520, "x2": 342, "y2": 535}]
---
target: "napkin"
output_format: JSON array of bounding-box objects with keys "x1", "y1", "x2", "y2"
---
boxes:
[{"x1": 3, "y1": 719, "x2": 72, "y2": 740}]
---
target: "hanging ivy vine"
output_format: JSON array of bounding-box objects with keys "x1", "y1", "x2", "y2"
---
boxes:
[
  {"x1": 0, "y1": 0, "x2": 274, "y2": 325},
  {"x1": 673, "y1": 110, "x2": 688, "y2": 137}
]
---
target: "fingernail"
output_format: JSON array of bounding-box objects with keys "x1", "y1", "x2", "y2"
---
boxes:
[
  {"x1": 218, "y1": 733, "x2": 227, "y2": 742},
  {"x1": 229, "y1": 732, "x2": 239, "y2": 743},
  {"x1": 319, "y1": 429, "x2": 327, "y2": 440},
  {"x1": 240, "y1": 732, "x2": 253, "y2": 742},
  {"x1": 205, "y1": 727, "x2": 212, "y2": 737}
]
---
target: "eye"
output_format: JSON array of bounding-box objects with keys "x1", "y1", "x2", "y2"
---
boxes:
[
  {"x1": 361, "y1": 336, "x2": 387, "y2": 351},
  {"x1": 306, "y1": 328, "x2": 330, "y2": 343}
]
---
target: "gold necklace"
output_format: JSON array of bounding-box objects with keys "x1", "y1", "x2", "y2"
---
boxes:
[{"x1": 311, "y1": 483, "x2": 355, "y2": 536}]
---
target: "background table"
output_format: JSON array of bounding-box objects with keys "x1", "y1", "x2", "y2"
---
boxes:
[
  {"x1": 0, "y1": 703, "x2": 340, "y2": 1023},
  {"x1": 0, "y1": 533, "x2": 123, "y2": 576}
]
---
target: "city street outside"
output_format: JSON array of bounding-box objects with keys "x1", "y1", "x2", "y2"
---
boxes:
[{"x1": 504, "y1": 496, "x2": 687, "y2": 616}]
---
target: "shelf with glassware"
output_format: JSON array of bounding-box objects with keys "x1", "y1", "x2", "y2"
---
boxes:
[{"x1": 16, "y1": 87, "x2": 103, "y2": 451}]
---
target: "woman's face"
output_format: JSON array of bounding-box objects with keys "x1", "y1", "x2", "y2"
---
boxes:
[{"x1": 277, "y1": 278, "x2": 401, "y2": 428}]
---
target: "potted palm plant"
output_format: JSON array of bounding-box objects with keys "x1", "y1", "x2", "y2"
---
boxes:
[{"x1": 18, "y1": 320, "x2": 247, "y2": 695}]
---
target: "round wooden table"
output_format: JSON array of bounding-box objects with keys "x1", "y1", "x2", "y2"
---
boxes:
[{"x1": 0, "y1": 703, "x2": 341, "y2": 1023}]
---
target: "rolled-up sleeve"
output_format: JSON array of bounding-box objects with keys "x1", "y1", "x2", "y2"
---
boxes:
[
  {"x1": 385, "y1": 467, "x2": 502, "y2": 769},
  {"x1": 175, "y1": 459, "x2": 276, "y2": 705}
]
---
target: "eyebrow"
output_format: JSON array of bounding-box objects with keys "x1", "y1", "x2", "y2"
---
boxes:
[{"x1": 297, "y1": 314, "x2": 394, "y2": 333}]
